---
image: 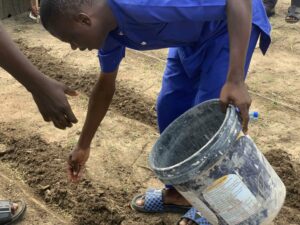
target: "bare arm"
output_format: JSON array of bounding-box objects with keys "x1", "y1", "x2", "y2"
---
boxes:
[
  {"x1": 79, "y1": 70, "x2": 117, "y2": 149},
  {"x1": 220, "y1": 0, "x2": 252, "y2": 133},
  {"x1": 0, "y1": 24, "x2": 78, "y2": 129},
  {"x1": 67, "y1": 69, "x2": 117, "y2": 181},
  {"x1": 0, "y1": 24, "x2": 46, "y2": 91},
  {"x1": 227, "y1": 0, "x2": 252, "y2": 80}
]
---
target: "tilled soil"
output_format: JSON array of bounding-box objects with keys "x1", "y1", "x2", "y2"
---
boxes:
[
  {"x1": 1, "y1": 124, "x2": 300, "y2": 225},
  {"x1": 0, "y1": 125, "x2": 124, "y2": 225},
  {"x1": 0, "y1": 40, "x2": 299, "y2": 224},
  {"x1": 0, "y1": 124, "x2": 168, "y2": 225},
  {"x1": 17, "y1": 40, "x2": 158, "y2": 128},
  {"x1": 265, "y1": 150, "x2": 300, "y2": 225}
]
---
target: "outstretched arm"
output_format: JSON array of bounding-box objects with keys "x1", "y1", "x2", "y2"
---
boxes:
[
  {"x1": 220, "y1": 0, "x2": 253, "y2": 133},
  {"x1": 0, "y1": 24, "x2": 77, "y2": 129},
  {"x1": 67, "y1": 70, "x2": 118, "y2": 182}
]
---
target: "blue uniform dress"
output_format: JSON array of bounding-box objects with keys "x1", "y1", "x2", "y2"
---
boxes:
[{"x1": 99, "y1": 0, "x2": 271, "y2": 133}]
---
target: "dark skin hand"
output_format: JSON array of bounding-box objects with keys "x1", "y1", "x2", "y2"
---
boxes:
[
  {"x1": 31, "y1": 78, "x2": 78, "y2": 129},
  {"x1": 0, "y1": 24, "x2": 78, "y2": 129},
  {"x1": 219, "y1": 0, "x2": 252, "y2": 134},
  {"x1": 220, "y1": 81, "x2": 251, "y2": 133},
  {"x1": 67, "y1": 145, "x2": 90, "y2": 182}
]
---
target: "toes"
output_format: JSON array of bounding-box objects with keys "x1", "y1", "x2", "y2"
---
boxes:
[
  {"x1": 135, "y1": 196, "x2": 145, "y2": 207},
  {"x1": 11, "y1": 203, "x2": 19, "y2": 214},
  {"x1": 178, "y1": 218, "x2": 188, "y2": 225},
  {"x1": 187, "y1": 219, "x2": 195, "y2": 225},
  {"x1": 178, "y1": 218, "x2": 198, "y2": 225}
]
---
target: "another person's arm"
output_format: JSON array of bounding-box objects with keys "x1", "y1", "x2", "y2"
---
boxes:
[
  {"x1": 220, "y1": 0, "x2": 252, "y2": 133},
  {"x1": 0, "y1": 24, "x2": 78, "y2": 129},
  {"x1": 67, "y1": 70, "x2": 118, "y2": 182}
]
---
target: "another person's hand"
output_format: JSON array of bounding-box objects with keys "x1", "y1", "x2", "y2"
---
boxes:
[
  {"x1": 31, "y1": 5, "x2": 39, "y2": 17},
  {"x1": 67, "y1": 146, "x2": 90, "y2": 182},
  {"x1": 30, "y1": 0, "x2": 40, "y2": 17},
  {"x1": 31, "y1": 77, "x2": 78, "y2": 129},
  {"x1": 220, "y1": 80, "x2": 251, "y2": 134}
]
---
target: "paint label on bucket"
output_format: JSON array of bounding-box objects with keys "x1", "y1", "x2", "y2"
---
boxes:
[{"x1": 203, "y1": 174, "x2": 260, "y2": 225}]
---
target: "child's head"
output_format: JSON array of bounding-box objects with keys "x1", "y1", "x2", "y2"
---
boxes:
[{"x1": 40, "y1": 0, "x2": 116, "y2": 51}]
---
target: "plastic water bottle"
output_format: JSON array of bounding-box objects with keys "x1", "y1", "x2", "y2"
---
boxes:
[
  {"x1": 236, "y1": 108, "x2": 259, "y2": 122},
  {"x1": 249, "y1": 111, "x2": 259, "y2": 121}
]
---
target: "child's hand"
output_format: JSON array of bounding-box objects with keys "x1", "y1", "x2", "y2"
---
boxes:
[
  {"x1": 220, "y1": 81, "x2": 251, "y2": 134},
  {"x1": 67, "y1": 146, "x2": 90, "y2": 182},
  {"x1": 31, "y1": 77, "x2": 78, "y2": 129},
  {"x1": 31, "y1": 5, "x2": 39, "y2": 17}
]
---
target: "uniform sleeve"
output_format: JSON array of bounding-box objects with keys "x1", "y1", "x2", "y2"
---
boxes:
[
  {"x1": 98, "y1": 34, "x2": 125, "y2": 73},
  {"x1": 113, "y1": 0, "x2": 227, "y2": 23}
]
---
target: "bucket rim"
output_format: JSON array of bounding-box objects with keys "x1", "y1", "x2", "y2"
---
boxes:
[{"x1": 150, "y1": 99, "x2": 237, "y2": 173}]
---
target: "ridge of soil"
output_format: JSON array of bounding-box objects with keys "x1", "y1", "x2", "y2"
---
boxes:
[
  {"x1": 1, "y1": 124, "x2": 300, "y2": 225},
  {"x1": 16, "y1": 40, "x2": 158, "y2": 128},
  {"x1": 0, "y1": 124, "x2": 168, "y2": 225}
]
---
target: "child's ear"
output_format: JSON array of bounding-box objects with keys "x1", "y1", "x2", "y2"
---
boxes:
[{"x1": 76, "y1": 13, "x2": 92, "y2": 26}]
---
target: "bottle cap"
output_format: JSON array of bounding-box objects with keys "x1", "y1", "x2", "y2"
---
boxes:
[{"x1": 253, "y1": 111, "x2": 259, "y2": 118}]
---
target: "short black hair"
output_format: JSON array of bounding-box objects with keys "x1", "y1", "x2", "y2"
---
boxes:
[{"x1": 40, "y1": 0, "x2": 94, "y2": 29}]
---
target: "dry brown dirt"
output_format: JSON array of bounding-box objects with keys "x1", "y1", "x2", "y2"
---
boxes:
[{"x1": 0, "y1": 1, "x2": 300, "y2": 224}]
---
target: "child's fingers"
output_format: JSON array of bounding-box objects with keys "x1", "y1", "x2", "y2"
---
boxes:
[
  {"x1": 64, "y1": 107, "x2": 78, "y2": 124},
  {"x1": 67, "y1": 164, "x2": 75, "y2": 181},
  {"x1": 219, "y1": 99, "x2": 228, "y2": 113},
  {"x1": 238, "y1": 103, "x2": 250, "y2": 134},
  {"x1": 64, "y1": 86, "x2": 78, "y2": 96},
  {"x1": 77, "y1": 168, "x2": 84, "y2": 181},
  {"x1": 67, "y1": 156, "x2": 80, "y2": 182},
  {"x1": 67, "y1": 165, "x2": 81, "y2": 182}
]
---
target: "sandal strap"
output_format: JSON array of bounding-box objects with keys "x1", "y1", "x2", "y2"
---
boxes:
[
  {"x1": 143, "y1": 189, "x2": 164, "y2": 212},
  {"x1": 288, "y1": 5, "x2": 300, "y2": 14},
  {"x1": 0, "y1": 200, "x2": 12, "y2": 224},
  {"x1": 180, "y1": 208, "x2": 211, "y2": 225}
]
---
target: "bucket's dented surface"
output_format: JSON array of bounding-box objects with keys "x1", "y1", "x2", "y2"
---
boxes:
[{"x1": 149, "y1": 100, "x2": 286, "y2": 225}]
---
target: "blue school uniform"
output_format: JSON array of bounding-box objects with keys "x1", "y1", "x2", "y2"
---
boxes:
[{"x1": 99, "y1": 0, "x2": 271, "y2": 132}]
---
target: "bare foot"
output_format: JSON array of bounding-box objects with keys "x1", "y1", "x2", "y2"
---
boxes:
[
  {"x1": 11, "y1": 203, "x2": 19, "y2": 214},
  {"x1": 178, "y1": 209, "x2": 209, "y2": 225},
  {"x1": 178, "y1": 218, "x2": 198, "y2": 225},
  {"x1": 135, "y1": 188, "x2": 190, "y2": 207},
  {"x1": 135, "y1": 189, "x2": 199, "y2": 224}
]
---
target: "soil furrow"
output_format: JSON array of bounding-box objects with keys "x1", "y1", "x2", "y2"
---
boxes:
[{"x1": 16, "y1": 40, "x2": 158, "y2": 128}]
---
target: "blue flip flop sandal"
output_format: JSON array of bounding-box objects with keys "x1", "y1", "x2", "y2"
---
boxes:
[
  {"x1": 286, "y1": 5, "x2": 300, "y2": 23},
  {"x1": 177, "y1": 208, "x2": 211, "y2": 225},
  {"x1": 0, "y1": 200, "x2": 27, "y2": 225},
  {"x1": 131, "y1": 189, "x2": 191, "y2": 213}
]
